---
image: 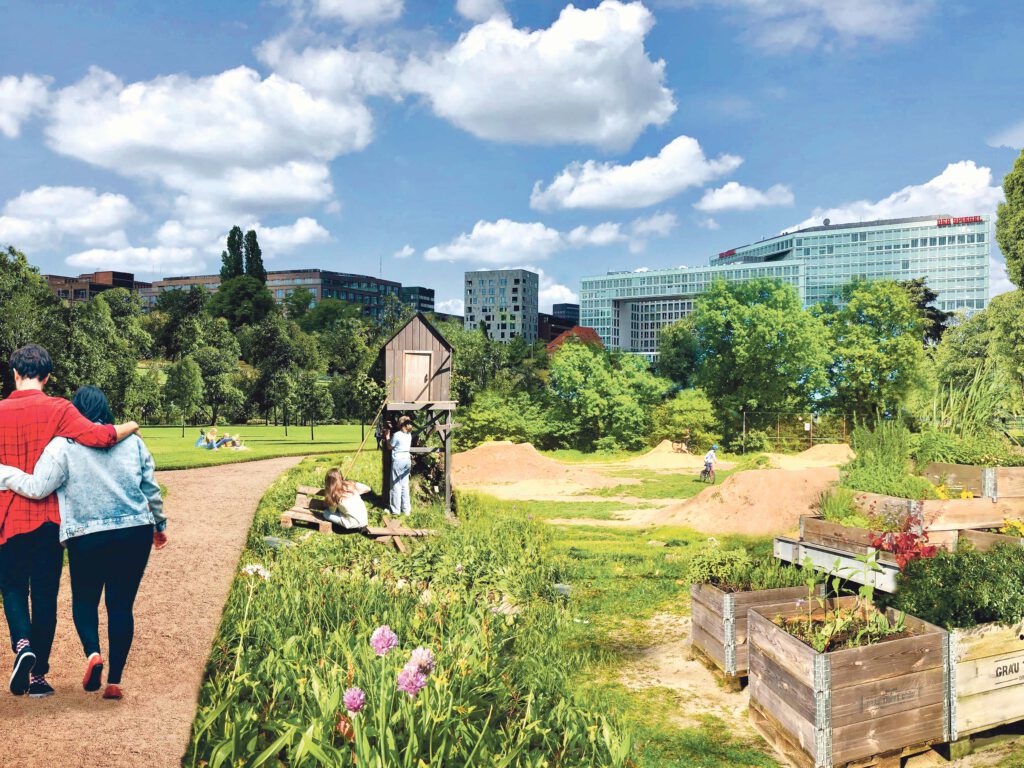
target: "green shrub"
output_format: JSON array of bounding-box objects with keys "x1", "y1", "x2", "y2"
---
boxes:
[
  {"x1": 816, "y1": 487, "x2": 872, "y2": 528},
  {"x1": 885, "y1": 544, "x2": 1024, "y2": 630},
  {"x1": 841, "y1": 421, "x2": 940, "y2": 499},
  {"x1": 686, "y1": 541, "x2": 804, "y2": 592},
  {"x1": 913, "y1": 428, "x2": 1013, "y2": 467},
  {"x1": 650, "y1": 388, "x2": 721, "y2": 452}
]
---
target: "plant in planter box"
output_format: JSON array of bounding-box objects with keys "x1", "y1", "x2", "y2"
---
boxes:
[
  {"x1": 887, "y1": 544, "x2": 1024, "y2": 740},
  {"x1": 868, "y1": 501, "x2": 938, "y2": 569}
]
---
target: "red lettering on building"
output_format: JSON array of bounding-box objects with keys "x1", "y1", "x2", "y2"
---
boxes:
[
  {"x1": 718, "y1": 249, "x2": 736, "y2": 259},
  {"x1": 937, "y1": 215, "x2": 983, "y2": 227}
]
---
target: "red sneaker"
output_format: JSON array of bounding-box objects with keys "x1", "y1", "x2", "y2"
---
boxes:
[
  {"x1": 102, "y1": 684, "x2": 122, "y2": 700},
  {"x1": 83, "y1": 653, "x2": 104, "y2": 692}
]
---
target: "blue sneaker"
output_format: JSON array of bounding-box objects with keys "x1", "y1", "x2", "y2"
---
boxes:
[{"x1": 10, "y1": 646, "x2": 36, "y2": 695}]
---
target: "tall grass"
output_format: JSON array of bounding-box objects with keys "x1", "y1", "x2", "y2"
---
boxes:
[
  {"x1": 842, "y1": 421, "x2": 940, "y2": 499},
  {"x1": 186, "y1": 453, "x2": 633, "y2": 767}
]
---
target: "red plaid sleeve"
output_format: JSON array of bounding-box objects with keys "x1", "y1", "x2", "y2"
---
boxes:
[{"x1": 53, "y1": 400, "x2": 117, "y2": 447}]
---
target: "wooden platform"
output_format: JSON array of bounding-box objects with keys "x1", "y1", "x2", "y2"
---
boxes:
[{"x1": 279, "y1": 485, "x2": 435, "y2": 552}]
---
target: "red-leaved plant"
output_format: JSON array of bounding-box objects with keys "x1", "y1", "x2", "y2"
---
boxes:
[{"x1": 870, "y1": 500, "x2": 938, "y2": 570}]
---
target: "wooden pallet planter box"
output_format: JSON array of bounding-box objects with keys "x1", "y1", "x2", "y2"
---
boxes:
[
  {"x1": 799, "y1": 517, "x2": 901, "y2": 566},
  {"x1": 690, "y1": 582, "x2": 811, "y2": 684},
  {"x1": 948, "y1": 621, "x2": 1024, "y2": 742},
  {"x1": 748, "y1": 595, "x2": 949, "y2": 768},
  {"x1": 956, "y1": 528, "x2": 1024, "y2": 552}
]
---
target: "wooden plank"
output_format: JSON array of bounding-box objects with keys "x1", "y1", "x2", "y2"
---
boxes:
[
  {"x1": 748, "y1": 684, "x2": 817, "y2": 767},
  {"x1": 748, "y1": 642, "x2": 816, "y2": 723},
  {"x1": 831, "y1": 708, "x2": 942, "y2": 768},
  {"x1": 732, "y1": 585, "x2": 811, "y2": 611},
  {"x1": 748, "y1": 607, "x2": 818, "y2": 682},
  {"x1": 800, "y1": 517, "x2": 900, "y2": 566},
  {"x1": 387, "y1": 401, "x2": 457, "y2": 411},
  {"x1": 954, "y1": 622, "x2": 1024, "y2": 662},
  {"x1": 996, "y1": 468, "x2": 1024, "y2": 498},
  {"x1": 829, "y1": 629, "x2": 946, "y2": 689},
  {"x1": 831, "y1": 665, "x2": 946, "y2": 728},
  {"x1": 956, "y1": 683, "x2": 1024, "y2": 736},
  {"x1": 690, "y1": 600, "x2": 726, "y2": 641},
  {"x1": 921, "y1": 462, "x2": 985, "y2": 495},
  {"x1": 691, "y1": 622, "x2": 727, "y2": 669},
  {"x1": 958, "y1": 528, "x2": 1024, "y2": 553}
]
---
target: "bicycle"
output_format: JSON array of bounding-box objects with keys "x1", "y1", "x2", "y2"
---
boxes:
[{"x1": 699, "y1": 464, "x2": 716, "y2": 484}]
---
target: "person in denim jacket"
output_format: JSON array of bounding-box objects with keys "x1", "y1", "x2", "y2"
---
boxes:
[{"x1": 0, "y1": 386, "x2": 167, "y2": 700}]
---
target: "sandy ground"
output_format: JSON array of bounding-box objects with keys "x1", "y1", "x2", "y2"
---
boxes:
[{"x1": 0, "y1": 455, "x2": 302, "y2": 768}]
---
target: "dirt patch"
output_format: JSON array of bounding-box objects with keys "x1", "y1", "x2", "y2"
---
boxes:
[
  {"x1": 0, "y1": 455, "x2": 302, "y2": 768},
  {"x1": 619, "y1": 613, "x2": 752, "y2": 734},
  {"x1": 636, "y1": 467, "x2": 839, "y2": 536},
  {"x1": 625, "y1": 440, "x2": 735, "y2": 472},
  {"x1": 763, "y1": 443, "x2": 854, "y2": 471},
  {"x1": 453, "y1": 441, "x2": 633, "y2": 497}
]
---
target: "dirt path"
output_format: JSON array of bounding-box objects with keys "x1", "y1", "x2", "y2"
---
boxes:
[{"x1": 0, "y1": 455, "x2": 302, "y2": 768}]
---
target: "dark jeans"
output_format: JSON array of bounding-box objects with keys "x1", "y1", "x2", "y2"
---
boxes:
[
  {"x1": 66, "y1": 525, "x2": 153, "y2": 685},
  {"x1": 0, "y1": 522, "x2": 63, "y2": 676}
]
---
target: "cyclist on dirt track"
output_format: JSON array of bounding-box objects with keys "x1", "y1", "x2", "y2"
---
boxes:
[{"x1": 703, "y1": 444, "x2": 719, "y2": 477}]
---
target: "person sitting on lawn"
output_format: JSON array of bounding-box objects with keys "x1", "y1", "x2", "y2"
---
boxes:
[
  {"x1": 194, "y1": 429, "x2": 206, "y2": 447},
  {"x1": 322, "y1": 468, "x2": 370, "y2": 530}
]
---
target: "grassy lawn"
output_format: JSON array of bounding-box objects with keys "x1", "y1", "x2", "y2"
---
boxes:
[
  {"x1": 189, "y1": 448, "x2": 778, "y2": 767},
  {"x1": 588, "y1": 467, "x2": 738, "y2": 499},
  {"x1": 143, "y1": 423, "x2": 364, "y2": 470}
]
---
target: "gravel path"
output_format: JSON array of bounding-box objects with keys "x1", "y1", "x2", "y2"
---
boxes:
[{"x1": 0, "y1": 455, "x2": 302, "y2": 768}]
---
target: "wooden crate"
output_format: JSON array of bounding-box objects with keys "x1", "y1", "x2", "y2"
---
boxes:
[
  {"x1": 748, "y1": 596, "x2": 949, "y2": 768},
  {"x1": 799, "y1": 517, "x2": 899, "y2": 566},
  {"x1": 949, "y1": 621, "x2": 1024, "y2": 740},
  {"x1": 690, "y1": 582, "x2": 810, "y2": 683},
  {"x1": 957, "y1": 528, "x2": 1024, "y2": 552}
]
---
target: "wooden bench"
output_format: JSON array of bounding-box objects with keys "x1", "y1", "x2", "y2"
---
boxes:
[{"x1": 280, "y1": 485, "x2": 435, "y2": 553}]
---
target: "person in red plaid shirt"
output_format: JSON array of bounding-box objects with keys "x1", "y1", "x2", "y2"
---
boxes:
[{"x1": 0, "y1": 344, "x2": 139, "y2": 698}]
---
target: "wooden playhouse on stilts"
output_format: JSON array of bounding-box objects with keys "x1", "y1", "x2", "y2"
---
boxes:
[{"x1": 378, "y1": 313, "x2": 457, "y2": 515}]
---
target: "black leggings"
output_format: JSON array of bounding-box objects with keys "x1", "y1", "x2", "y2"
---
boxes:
[{"x1": 66, "y1": 525, "x2": 153, "y2": 685}]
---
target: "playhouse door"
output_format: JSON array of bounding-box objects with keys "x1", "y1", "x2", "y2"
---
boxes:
[{"x1": 403, "y1": 351, "x2": 432, "y2": 401}]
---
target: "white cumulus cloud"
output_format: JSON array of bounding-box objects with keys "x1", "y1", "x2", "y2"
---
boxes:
[
  {"x1": 988, "y1": 121, "x2": 1024, "y2": 149},
  {"x1": 257, "y1": 35, "x2": 402, "y2": 100},
  {"x1": 435, "y1": 298, "x2": 465, "y2": 315},
  {"x1": 403, "y1": 1, "x2": 675, "y2": 150},
  {"x1": 530, "y1": 135, "x2": 741, "y2": 210},
  {"x1": 0, "y1": 186, "x2": 135, "y2": 251},
  {"x1": 45, "y1": 66, "x2": 373, "y2": 221},
  {"x1": 693, "y1": 0, "x2": 933, "y2": 52},
  {"x1": 424, "y1": 219, "x2": 564, "y2": 263},
  {"x1": 0, "y1": 74, "x2": 50, "y2": 138},
  {"x1": 991, "y1": 256, "x2": 1014, "y2": 298},
  {"x1": 455, "y1": 0, "x2": 507, "y2": 22},
  {"x1": 790, "y1": 161, "x2": 1004, "y2": 230},
  {"x1": 631, "y1": 211, "x2": 678, "y2": 237},
  {"x1": 66, "y1": 246, "x2": 203, "y2": 276},
  {"x1": 394, "y1": 244, "x2": 415, "y2": 258},
  {"x1": 309, "y1": 0, "x2": 403, "y2": 25},
  {"x1": 566, "y1": 222, "x2": 626, "y2": 247},
  {"x1": 258, "y1": 217, "x2": 332, "y2": 252},
  {"x1": 695, "y1": 181, "x2": 794, "y2": 212}
]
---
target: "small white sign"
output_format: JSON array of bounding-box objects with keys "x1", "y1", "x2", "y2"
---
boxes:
[{"x1": 803, "y1": 422, "x2": 811, "y2": 432}]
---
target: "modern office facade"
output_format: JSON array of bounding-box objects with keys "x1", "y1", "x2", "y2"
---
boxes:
[
  {"x1": 401, "y1": 286, "x2": 435, "y2": 314},
  {"x1": 538, "y1": 311, "x2": 575, "y2": 342},
  {"x1": 464, "y1": 268, "x2": 539, "y2": 343},
  {"x1": 580, "y1": 214, "x2": 991, "y2": 361},
  {"x1": 552, "y1": 303, "x2": 580, "y2": 324},
  {"x1": 46, "y1": 271, "x2": 152, "y2": 303},
  {"x1": 142, "y1": 269, "x2": 402, "y2": 318}
]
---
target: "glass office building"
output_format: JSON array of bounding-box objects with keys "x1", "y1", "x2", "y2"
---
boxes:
[{"x1": 581, "y1": 214, "x2": 991, "y2": 361}]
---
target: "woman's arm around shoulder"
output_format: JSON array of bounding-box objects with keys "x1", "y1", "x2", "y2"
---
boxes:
[{"x1": 0, "y1": 438, "x2": 69, "y2": 499}]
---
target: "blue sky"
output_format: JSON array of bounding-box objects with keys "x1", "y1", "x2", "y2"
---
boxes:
[{"x1": 2, "y1": 0, "x2": 1022, "y2": 313}]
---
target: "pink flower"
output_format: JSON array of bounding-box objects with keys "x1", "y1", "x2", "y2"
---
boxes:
[
  {"x1": 370, "y1": 625, "x2": 399, "y2": 656},
  {"x1": 343, "y1": 687, "x2": 366, "y2": 713},
  {"x1": 407, "y1": 647, "x2": 435, "y2": 674},
  {"x1": 396, "y1": 666, "x2": 427, "y2": 697}
]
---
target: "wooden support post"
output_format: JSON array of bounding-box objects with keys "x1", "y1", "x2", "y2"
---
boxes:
[{"x1": 444, "y1": 408, "x2": 453, "y2": 514}]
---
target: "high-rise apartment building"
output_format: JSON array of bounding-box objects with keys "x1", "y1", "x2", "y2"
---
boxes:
[
  {"x1": 581, "y1": 214, "x2": 991, "y2": 361},
  {"x1": 463, "y1": 268, "x2": 539, "y2": 343}
]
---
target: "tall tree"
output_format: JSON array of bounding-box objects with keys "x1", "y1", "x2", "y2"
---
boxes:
[
  {"x1": 208, "y1": 275, "x2": 276, "y2": 330},
  {"x1": 657, "y1": 318, "x2": 699, "y2": 387},
  {"x1": 222, "y1": 226, "x2": 244, "y2": 281},
  {"x1": 691, "y1": 279, "x2": 830, "y2": 431},
  {"x1": 897, "y1": 278, "x2": 952, "y2": 345},
  {"x1": 295, "y1": 371, "x2": 333, "y2": 440},
  {"x1": 0, "y1": 246, "x2": 59, "y2": 394},
  {"x1": 284, "y1": 287, "x2": 314, "y2": 320},
  {"x1": 997, "y1": 148, "x2": 1024, "y2": 289},
  {"x1": 164, "y1": 357, "x2": 205, "y2": 437},
  {"x1": 267, "y1": 370, "x2": 297, "y2": 435},
  {"x1": 820, "y1": 280, "x2": 926, "y2": 420},
  {"x1": 244, "y1": 229, "x2": 267, "y2": 283}
]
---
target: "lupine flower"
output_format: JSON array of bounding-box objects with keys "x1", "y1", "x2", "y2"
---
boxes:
[
  {"x1": 407, "y1": 647, "x2": 435, "y2": 674},
  {"x1": 396, "y1": 666, "x2": 428, "y2": 697},
  {"x1": 370, "y1": 625, "x2": 399, "y2": 656},
  {"x1": 241, "y1": 564, "x2": 270, "y2": 581},
  {"x1": 343, "y1": 687, "x2": 366, "y2": 713}
]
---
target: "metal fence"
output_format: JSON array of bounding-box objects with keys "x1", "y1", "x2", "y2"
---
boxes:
[{"x1": 741, "y1": 411, "x2": 849, "y2": 453}]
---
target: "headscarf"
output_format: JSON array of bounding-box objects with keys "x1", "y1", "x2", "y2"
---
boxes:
[{"x1": 72, "y1": 385, "x2": 114, "y2": 425}]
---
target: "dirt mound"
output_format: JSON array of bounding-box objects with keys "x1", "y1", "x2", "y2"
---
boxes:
[
  {"x1": 799, "y1": 443, "x2": 854, "y2": 464},
  {"x1": 646, "y1": 467, "x2": 839, "y2": 536},
  {"x1": 627, "y1": 440, "x2": 734, "y2": 472},
  {"x1": 452, "y1": 441, "x2": 623, "y2": 494}
]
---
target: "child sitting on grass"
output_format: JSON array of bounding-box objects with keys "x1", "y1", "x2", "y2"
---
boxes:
[{"x1": 322, "y1": 468, "x2": 370, "y2": 530}]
